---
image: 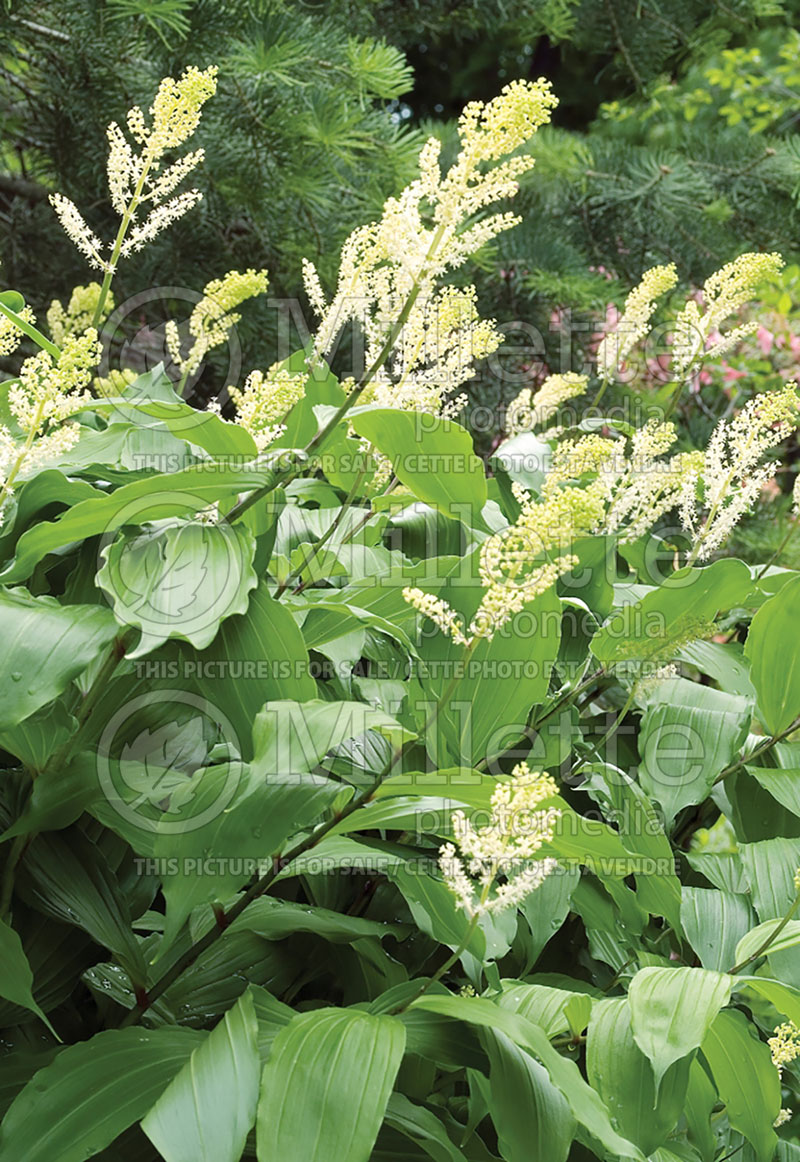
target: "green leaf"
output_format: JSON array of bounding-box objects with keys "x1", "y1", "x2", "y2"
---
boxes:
[
  {"x1": 744, "y1": 573, "x2": 800, "y2": 733},
  {"x1": 700, "y1": 1009, "x2": 780, "y2": 1162},
  {"x1": 638, "y1": 679, "x2": 751, "y2": 824},
  {"x1": 0, "y1": 590, "x2": 117, "y2": 731},
  {"x1": 350, "y1": 409, "x2": 487, "y2": 522},
  {"x1": 416, "y1": 572, "x2": 562, "y2": 767},
  {"x1": 18, "y1": 829, "x2": 146, "y2": 984},
  {"x1": 97, "y1": 520, "x2": 258, "y2": 656},
  {"x1": 388, "y1": 862, "x2": 485, "y2": 964},
  {"x1": 0, "y1": 921, "x2": 57, "y2": 1035},
  {"x1": 410, "y1": 995, "x2": 644, "y2": 1160},
  {"x1": 0, "y1": 1027, "x2": 203, "y2": 1162},
  {"x1": 684, "y1": 1058, "x2": 717, "y2": 1162},
  {"x1": 186, "y1": 583, "x2": 316, "y2": 759},
  {"x1": 91, "y1": 396, "x2": 258, "y2": 459},
  {"x1": 0, "y1": 470, "x2": 99, "y2": 562},
  {"x1": 627, "y1": 966, "x2": 732, "y2": 1088},
  {"x1": 0, "y1": 460, "x2": 280, "y2": 584},
  {"x1": 483, "y1": 1027, "x2": 575, "y2": 1162},
  {"x1": 680, "y1": 887, "x2": 753, "y2": 972},
  {"x1": 154, "y1": 766, "x2": 342, "y2": 954},
  {"x1": 383, "y1": 1094, "x2": 468, "y2": 1162},
  {"x1": 591, "y1": 559, "x2": 752, "y2": 664},
  {"x1": 141, "y1": 991, "x2": 260, "y2": 1162},
  {"x1": 495, "y1": 981, "x2": 594, "y2": 1039},
  {"x1": 256, "y1": 1008, "x2": 405, "y2": 1162},
  {"x1": 733, "y1": 919, "x2": 800, "y2": 965},
  {"x1": 586, "y1": 997, "x2": 689, "y2": 1155},
  {"x1": 739, "y1": 837, "x2": 800, "y2": 919},
  {"x1": 251, "y1": 698, "x2": 413, "y2": 779},
  {"x1": 745, "y1": 766, "x2": 800, "y2": 821}
]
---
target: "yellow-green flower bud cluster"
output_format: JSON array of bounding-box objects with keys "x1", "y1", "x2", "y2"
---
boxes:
[
  {"x1": 166, "y1": 269, "x2": 269, "y2": 381},
  {"x1": 672, "y1": 252, "x2": 783, "y2": 380},
  {"x1": 596, "y1": 264, "x2": 678, "y2": 381},
  {"x1": 506, "y1": 372, "x2": 588, "y2": 435},
  {"x1": 47, "y1": 283, "x2": 114, "y2": 344},
  {"x1": 305, "y1": 79, "x2": 557, "y2": 414},
  {"x1": 230, "y1": 366, "x2": 306, "y2": 451},
  {"x1": 682, "y1": 383, "x2": 800, "y2": 561},
  {"x1": 0, "y1": 330, "x2": 101, "y2": 520}
]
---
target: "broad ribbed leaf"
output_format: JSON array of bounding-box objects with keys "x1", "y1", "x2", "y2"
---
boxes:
[
  {"x1": 638, "y1": 680, "x2": 751, "y2": 823},
  {"x1": 97, "y1": 520, "x2": 257, "y2": 657},
  {"x1": 586, "y1": 997, "x2": 689, "y2": 1155},
  {"x1": 383, "y1": 1093, "x2": 468, "y2": 1162},
  {"x1": 256, "y1": 1008, "x2": 405, "y2": 1162},
  {"x1": 350, "y1": 409, "x2": 487, "y2": 521},
  {"x1": 181, "y1": 585, "x2": 316, "y2": 758},
  {"x1": 410, "y1": 995, "x2": 644, "y2": 1160},
  {"x1": 483, "y1": 1028, "x2": 574, "y2": 1162},
  {"x1": 744, "y1": 573, "x2": 800, "y2": 733},
  {"x1": 733, "y1": 919, "x2": 800, "y2": 966},
  {"x1": 141, "y1": 991, "x2": 260, "y2": 1162},
  {"x1": 154, "y1": 767, "x2": 342, "y2": 954},
  {"x1": 0, "y1": 1028, "x2": 202, "y2": 1162},
  {"x1": 251, "y1": 698, "x2": 413, "y2": 779},
  {"x1": 680, "y1": 887, "x2": 753, "y2": 971},
  {"x1": 0, "y1": 589, "x2": 117, "y2": 731},
  {"x1": 591, "y1": 559, "x2": 751, "y2": 664},
  {"x1": 0, "y1": 921, "x2": 56, "y2": 1034},
  {"x1": 740, "y1": 837, "x2": 800, "y2": 920},
  {"x1": 0, "y1": 460, "x2": 279, "y2": 583},
  {"x1": 628, "y1": 966, "x2": 732, "y2": 1087},
  {"x1": 700, "y1": 1009, "x2": 780, "y2": 1162}
]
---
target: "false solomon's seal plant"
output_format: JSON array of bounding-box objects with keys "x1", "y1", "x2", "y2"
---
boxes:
[{"x1": 0, "y1": 66, "x2": 800, "y2": 1162}]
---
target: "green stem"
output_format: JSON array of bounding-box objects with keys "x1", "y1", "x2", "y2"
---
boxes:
[
  {"x1": 274, "y1": 463, "x2": 370, "y2": 597},
  {"x1": 728, "y1": 892, "x2": 800, "y2": 975},
  {"x1": 393, "y1": 912, "x2": 482, "y2": 1014},
  {"x1": 0, "y1": 300, "x2": 60, "y2": 359},
  {"x1": 117, "y1": 744, "x2": 408, "y2": 1027},
  {"x1": 223, "y1": 223, "x2": 448, "y2": 526},
  {"x1": 755, "y1": 518, "x2": 798, "y2": 581},
  {"x1": 117, "y1": 626, "x2": 475, "y2": 1027},
  {"x1": 712, "y1": 715, "x2": 800, "y2": 785},
  {"x1": 91, "y1": 159, "x2": 154, "y2": 329}
]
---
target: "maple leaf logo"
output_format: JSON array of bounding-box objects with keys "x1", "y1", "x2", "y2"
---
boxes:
[{"x1": 118, "y1": 717, "x2": 210, "y2": 814}]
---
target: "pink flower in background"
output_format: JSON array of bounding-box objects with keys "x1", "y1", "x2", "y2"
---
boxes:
[
  {"x1": 757, "y1": 325, "x2": 774, "y2": 355},
  {"x1": 722, "y1": 366, "x2": 747, "y2": 382}
]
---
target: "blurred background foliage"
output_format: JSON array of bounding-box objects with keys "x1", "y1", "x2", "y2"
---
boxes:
[{"x1": 2, "y1": 0, "x2": 800, "y2": 420}]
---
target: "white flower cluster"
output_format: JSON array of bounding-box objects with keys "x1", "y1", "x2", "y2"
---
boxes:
[
  {"x1": 0, "y1": 330, "x2": 101, "y2": 518},
  {"x1": 165, "y1": 268, "x2": 269, "y2": 384},
  {"x1": 596, "y1": 264, "x2": 678, "y2": 381},
  {"x1": 439, "y1": 763, "x2": 561, "y2": 918},
  {"x1": 229, "y1": 366, "x2": 307, "y2": 451},
  {"x1": 360, "y1": 285, "x2": 501, "y2": 419},
  {"x1": 506, "y1": 371, "x2": 588, "y2": 436},
  {"x1": 50, "y1": 66, "x2": 217, "y2": 271},
  {"x1": 545, "y1": 421, "x2": 706, "y2": 544},
  {"x1": 303, "y1": 79, "x2": 558, "y2": 416},
  {"x1": 680, "y1": 383, "x2": 799, "y2": 562},
  {"x1": 671, "y1": 252, "x2": 783, "y2": 380}
]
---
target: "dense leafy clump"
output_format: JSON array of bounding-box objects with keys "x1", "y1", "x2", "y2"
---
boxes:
[{"x1": 1, "y1": 66, "x2": 800, "y2": 1162}]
